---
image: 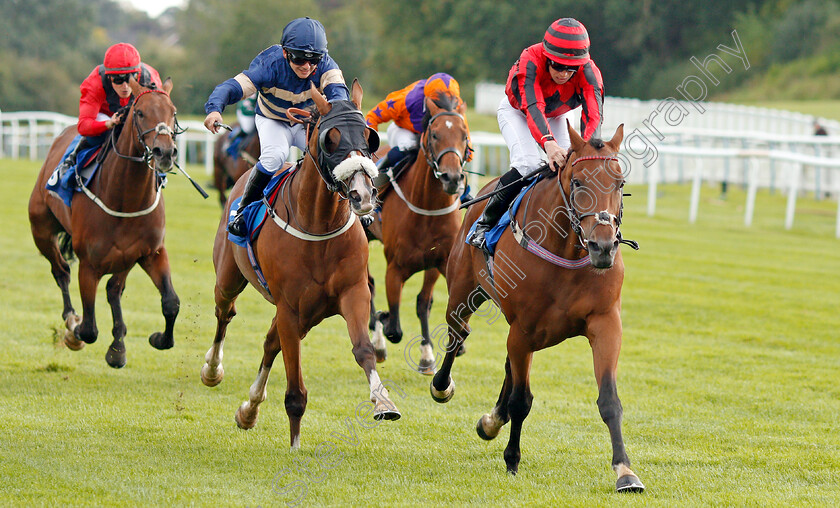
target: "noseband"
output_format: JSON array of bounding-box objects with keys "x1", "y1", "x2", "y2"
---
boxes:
[{"x1": 423, "y1": 111, "x2": 468, "y2": 179}]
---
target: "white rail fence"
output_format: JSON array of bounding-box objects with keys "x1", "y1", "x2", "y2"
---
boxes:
[{"x1": 4, "y1": 104, "x2": 840, "y2": 236}]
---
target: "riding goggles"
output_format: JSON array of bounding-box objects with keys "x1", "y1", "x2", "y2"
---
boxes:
[
  {"x1": 109, "y1": 73, "x2": 137, "y2": 85},
  {"x1": 548, "y1": 61, "x2": 579, "y2": 73},
  {"x1": 287, "y1": 49, "x2": 323, "y2": 66}
]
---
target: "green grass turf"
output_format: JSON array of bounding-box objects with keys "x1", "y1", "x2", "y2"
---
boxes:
[{"x1": 1, "y1": 158, "x2": 838, "y2": 506}]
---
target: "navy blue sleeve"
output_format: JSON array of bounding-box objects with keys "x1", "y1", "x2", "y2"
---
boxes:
[{"x1": 205, "y1": 78, "x2": 244, "y2": 114}]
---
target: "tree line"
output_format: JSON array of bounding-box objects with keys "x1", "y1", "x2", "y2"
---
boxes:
[{"x1": 2, "y1": 0, "x2": 839, "y2": 116}]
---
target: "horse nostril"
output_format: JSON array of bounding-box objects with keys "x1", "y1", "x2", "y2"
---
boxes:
[
  {"x1": 172, "y1": 147, "x2": 178, "y2": 159},
  {"x1": 152, "y1": 147, "x2": 163, "y2": 158},
  {"x1": 349, "y1": 190, "x2": 361, "y2": 203}
]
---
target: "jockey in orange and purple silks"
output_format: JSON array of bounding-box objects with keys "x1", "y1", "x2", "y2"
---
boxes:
[{"x1": 365, "y1": 73, "x2": 474, "y2": 176}]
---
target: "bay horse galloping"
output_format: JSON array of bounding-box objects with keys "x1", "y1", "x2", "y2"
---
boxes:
[
  {"x1": 430, "y1": 123, "x2": 645, "y2": 492},
  {"x1": 28, "y1": 78, "x2": 181, "y2": 368},
  {"x1": 202, "y1": 81, "x2": 401, "y2": 448},
  {"x1": 212, "y1": 126, "x2": 260, "y2": 207},
  {"x1": 365, "y1": 92, "x2": 468, "y2": 374}
]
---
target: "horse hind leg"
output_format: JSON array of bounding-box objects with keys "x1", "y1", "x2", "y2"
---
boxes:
[
  {"x1": 367, "y1": 271, "x2": 387, "y2": 363},
  {"x1": 30, "y1": 219, "x2": 81, "y2": 345},
  {"x1": 202, "y1": 273, "x2": 247, "y2": 387},
  {"x1": 104, "y1": 271, "x2": 130, "y2": 368},
  {"x1": 415, "y1": 268, "x2": 440, "y2": 375},
  {"x1": 139, "y1": 247, "x2": 179, "y2": 350}
]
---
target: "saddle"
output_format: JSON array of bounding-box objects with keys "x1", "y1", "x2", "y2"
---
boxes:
[
  {"x1": 45, "y1": 135, "x2": 110, "y2": 208},
  {"x1": 465, "y1": 175, "x2": 543, "y2": 256}
]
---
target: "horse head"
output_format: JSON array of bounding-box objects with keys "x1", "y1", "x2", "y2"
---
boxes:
[
  {"x1": 560, "y1": 122, "x2": 626, "y2": 269},
  {"x1": 127, "y1": 77, "x2": 178, "y2": 172},
  {"x1": 303, "y1": 80, "x2": 378, "y2": 216},
  {"x1": 422, "y1": 92, "x2": 469, "y2": 195}
]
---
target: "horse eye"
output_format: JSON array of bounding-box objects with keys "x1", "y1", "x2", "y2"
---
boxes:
[
  {"x1": 137, "y1": 111, "x2": 144, "y2": 118},
  {"x1": 572, "y1": 178, "x2": 583, "y2": 187}
]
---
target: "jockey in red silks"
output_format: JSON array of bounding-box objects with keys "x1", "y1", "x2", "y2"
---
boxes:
[
  {"x1": 365, "y1": 73, "x2": 473, "y2": 170},
  {"x1": 468, "y1": 18, "x2": 605, "y2": 250},
  {"x1": 57, "y1": 43, "x2": 163, "y2": 176}
]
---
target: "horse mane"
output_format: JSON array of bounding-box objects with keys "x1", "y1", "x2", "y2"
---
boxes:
[
  {"x1": 421, "y1": 92, "x2": 460, "y2": 131},
  {"x1": 588, "y1": 137, "x2": 605, "y2": 149}
]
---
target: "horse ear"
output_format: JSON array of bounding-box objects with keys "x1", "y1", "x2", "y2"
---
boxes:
[
  {"x1": 424, "y1": 95, "x2": 439, "y2": 113},
  {"x1": 566, "y1": 119, "x2": 585, "y2": 152},
  {"x1": 309, "y1": 82, "x2": 330, "y2": 116},
  {"x1": 456, "y1": 99, "x2": 467, "y2": 116},
  {"x1": 129, "y1": 76, "x2": 143, "y2": 97},
  {"x1": 162, "y1": 77, "x2": 173, "y2": 95},
  {"x1": 350, "y1": 79, "x2": 363, "y2": 110},
  {"x1": 607, "y1": 123, "x2": 624, "y2": 150}
]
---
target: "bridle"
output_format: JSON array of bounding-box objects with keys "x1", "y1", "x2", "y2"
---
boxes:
[
  {"x1": 111, "y1": 88, "x2": 185, "y2": 171},
  {"x1": 423, "y1": 111, "x2": 468, "y2": 180},
  {"x1": 559, "y1": 154, "x2": 638, "y2": 251}
]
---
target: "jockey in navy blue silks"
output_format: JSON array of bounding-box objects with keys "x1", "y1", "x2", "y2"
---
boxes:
[{"x1": 204, "y1": 17, "x2": 351, "y2": 237}]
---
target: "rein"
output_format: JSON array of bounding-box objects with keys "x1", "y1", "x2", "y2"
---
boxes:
[{"x1": 384, "y1": 167, "x2": 461, "y2": 216}]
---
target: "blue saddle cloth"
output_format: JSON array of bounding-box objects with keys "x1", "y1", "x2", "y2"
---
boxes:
[
  {"x1": 224, "y1": 127, "x2": 244, "y2": 158},
  {"x1": 466, "y1": 176, "x2": 541, "y2": 255},
  {"x1": 45, "y1": 135, "x2": 104, "y2": 207},
  {"x1": 227, "y1": 167, "x2": 294, "y2": 248}
]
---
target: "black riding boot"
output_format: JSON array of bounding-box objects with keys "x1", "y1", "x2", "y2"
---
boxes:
[
  {"x1": 467, "y1": 168, "x2": 528, "y2": 250},
  {"x1": 56, "y1": 137, "x2": 89, "y2": 178},
  {"x1": 227, "y1": 167, "x2": 272, "y2": 237}
]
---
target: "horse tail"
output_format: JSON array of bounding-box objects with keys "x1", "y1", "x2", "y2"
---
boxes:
[{"x1": 57, "y1": 231, "x2": 76, "y2": 263}]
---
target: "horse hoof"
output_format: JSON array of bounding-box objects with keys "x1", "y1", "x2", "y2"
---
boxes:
[
  {"x1": 201, "y1": 363, "x2": 224, "y2": 387},
  {"x1": 234, "y1": 402, "x2": 258, "y2": 430},
  {"x1": 476, "y1": 414, "x2": 500, "y2": 441},
  {"x1": 430, "y1": 377, "x2": 455, "y2": 403},
  {"x1": 384, "y1": 331, "x2": 402, "y2": 344},
  {"x1": 374, "y1": 347, "x2": 387, "y2": 363},
  {"x1": 616, "y1": 474, "x2": 645, "y2": 493},
  {"x1": 64, "y1": 330, "x2": 85, "y2": 351},
  {"x1": 105, "y1": 344, "x2": 126, "y2": 369},
  {"x1": 75, "y1": 326, "x2": 97, "y2": 344},
  {"x1": 148, "y1": 332, "x2": 173, "y2": 350},
  {"x1": 373, "y1": 400, "x2": 401, "y2": 421},
  {"x1": 417, "y1": 358, "x2": 436, "y2": 376}
]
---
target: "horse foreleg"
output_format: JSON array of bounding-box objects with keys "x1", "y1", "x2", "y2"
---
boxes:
[
  {"x1": 477, "y1": 356, "x2": 513, "y2": 440},
  {"x1": 104, "y1": 271, "x2": 130, "y2": 368},
  {"x1": 588, "y1": 313, "x2": 645, "y2": 493},
  {"x1": 235, "y1": 316, "x2": 281, "y2": 433},
  {"x1": 382, "y1": 264, "x2": 406, "y2": 344},
  {"x1": 415, "y1": 268, "x2": 440, "y2": 375},
  {"x1": 502, "y1": 340, "x2": 534, "y2": 475},
  {"x1": 73, "y1": 262, "x2": 101, "y2": 345},
  {"x1": 367, "y1": 270, "x2": 387, "y2": 363},
  {"x1": 274, "y1": 309, "x2": 308, "y2": 448},
  {"x1": 138, "y1": 246, "x2": 180, "y2": 350},
  {"x1": 430, "y1": 280, "x2": 479, "y2": 403},
  {"x1": 340, "y1": 286, "x2": 400, "y2": 421}
]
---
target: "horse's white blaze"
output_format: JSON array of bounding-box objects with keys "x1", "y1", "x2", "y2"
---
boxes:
[
  {"x1": 445, "y1": 120, "x2": 453, "y2": 129},
  {"x1": 368, "y1": 370, "x2": 390, "y2": 403}
]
